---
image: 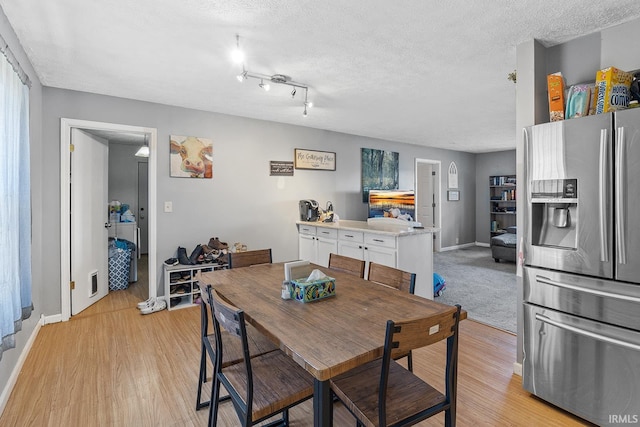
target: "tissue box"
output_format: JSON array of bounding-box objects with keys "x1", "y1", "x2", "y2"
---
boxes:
[{"x1": 290, "y1": 276, "x2": 336, "y2": 302}]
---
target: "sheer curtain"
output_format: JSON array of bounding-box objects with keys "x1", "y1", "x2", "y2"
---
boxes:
[{"x1": 0, "y1": 43, "x2": 32, "y2": 361}]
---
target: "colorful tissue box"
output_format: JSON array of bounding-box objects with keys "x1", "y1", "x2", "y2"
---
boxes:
[{"x1": 289, "y1": 276, "x2": 336, "y2": 302}]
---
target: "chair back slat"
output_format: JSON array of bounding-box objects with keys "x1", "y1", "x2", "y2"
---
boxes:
[
  {"x1": 367, "y1": 262, "x2": 416, "y2": 294},
  {"x1": 328, "y1": 253, "x2": 365, "y2": 278},
  {"x1": 211, "y1": 288, "x2": 243, "y2": 338},
  {"x1": 228, "y1": 249, "x2": 273, "y2": 269},
  {"x1": 390, "y1": 306, "x2": 459, "y2": 358}
]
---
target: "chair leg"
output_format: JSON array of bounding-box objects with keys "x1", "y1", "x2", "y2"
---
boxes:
[
  {"x1": 209, "y1": 374, "x2": 222, "y2": 427},
  {"x1": 407, "y1": 350, "x2": 413, "y2": 372},
  {"x1": 196, "y1": 345, "x2": 209, "y2": 410}
]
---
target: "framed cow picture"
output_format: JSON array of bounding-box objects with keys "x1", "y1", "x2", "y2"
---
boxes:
[{"x1": 169, "y1": 135, "x2": 213, "y2": 178}]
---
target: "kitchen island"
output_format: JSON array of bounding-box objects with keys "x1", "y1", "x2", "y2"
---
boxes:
[{"x1": 296, "y1": 219, "x2": 438, "y2": 299}]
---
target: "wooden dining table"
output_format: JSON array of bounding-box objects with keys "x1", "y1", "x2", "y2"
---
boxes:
[{"x1": 198, "y1": 262, "x2": 465, "y2": 427}]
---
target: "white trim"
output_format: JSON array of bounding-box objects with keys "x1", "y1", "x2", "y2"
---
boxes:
[
  {"x1": 414, "y1": 158, "x2": 442, "y2": 252},
  {"x1": 0, "y1": 316, "x2": 43, "y2": 417},
  {"x1": 60, "y1": 119, "x2": 158, "y2": 321},
  {"x1": 476, "y1": 241, "x2": 490, "y2": 248},
  {"x1": 513, "y1": 362, "x2": 522, "y2": 376},
  {"x1": 439, "y1": 242, "x2": 476, "y2": 252},
  {"x1": 43, "y1": 314, "x2": 63, "y2": 325}
]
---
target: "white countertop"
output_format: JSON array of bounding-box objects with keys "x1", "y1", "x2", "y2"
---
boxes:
[{"x1": 296, "y1": 219, "x2": 438, "y2": 237}]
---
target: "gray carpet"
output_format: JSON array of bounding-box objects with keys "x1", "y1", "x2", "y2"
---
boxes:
[{"x1": 433, "y1": 246, "x2": 516, "y2": 333}]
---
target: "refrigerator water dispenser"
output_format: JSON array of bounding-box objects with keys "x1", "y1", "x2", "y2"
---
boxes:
[{"x1": 530, "y1": 179, "x2": 578, "y2": 250}]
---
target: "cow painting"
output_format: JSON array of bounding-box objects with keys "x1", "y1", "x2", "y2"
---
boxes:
[{"x1": 170, "y1": 135, "x2": 213, "y2": 178}]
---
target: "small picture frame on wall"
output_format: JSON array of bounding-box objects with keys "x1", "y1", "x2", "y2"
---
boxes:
[{"x1": 447, "y1": 190, "x2": 460, "y2": 201}]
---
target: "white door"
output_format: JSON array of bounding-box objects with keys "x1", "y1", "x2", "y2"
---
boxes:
[
  {"x1": 299, "y1": 234, "x2": 316, "y2": 262},
  {"x1": 137, "y1": 162, "x2": 148, "y2": 254},
  {"x1": 316, "y1": 237, "x2": 338, "y2": 268},
  {"x1": 71, "y1": 129, "x2": 109, "y2": 315},
  {"x1": 417, "y1": 163, "x2": 435, "y2": 227},
  {"x1": 337, "y1": 241, "x2": 364, "y2": 261}
]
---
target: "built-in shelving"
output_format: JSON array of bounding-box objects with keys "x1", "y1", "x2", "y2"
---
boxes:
[{"x1": 490, "y1": 175, "x2": 516, "y2": 236}]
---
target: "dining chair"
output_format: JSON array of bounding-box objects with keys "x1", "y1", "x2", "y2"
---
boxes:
[
  {"x1": 367, "y1": 262, "x2": 417, "y2": 371},
  {"x1": 196, "y1": 284, "x2": 278, "y2": 412},
  {"x1": 328, "y1": 253, "x2": 366, "y2": 278},
  {"x1": 228, "y1": 248, "x2": 273, "y2": 269},
  {"x1": 209, "y1": 287, "x2": 314, "y2": 427},
  {"x1": 330, "y1": 304, "x2": 462, "y2": 427}
]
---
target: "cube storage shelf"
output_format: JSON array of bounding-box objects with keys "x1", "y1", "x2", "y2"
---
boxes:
[
  {"x1": 163, "y1": 263, "x2": 227, "y2": 310},
  {"x1": 490, "y1": 174, "x2": 517, "y2": 237}
]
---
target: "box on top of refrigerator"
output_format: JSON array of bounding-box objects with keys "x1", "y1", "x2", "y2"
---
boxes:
[
  {"x1": 594, "y1": 66, "x2": 633, "y2": 114},
  {"x1": 547, "y1": 72, "x2": 565, "y2": 121}
]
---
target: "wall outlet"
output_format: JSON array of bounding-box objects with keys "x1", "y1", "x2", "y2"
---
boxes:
[
  {"x1": 455, "y1": 237, "x2": 459, "y2": 244},
  {"x1": 164, "y1": 201, "x2": 173, "y2": 213}
]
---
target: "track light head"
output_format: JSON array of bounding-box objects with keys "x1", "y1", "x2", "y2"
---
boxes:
[
  {"x1": 291, "y1": 88, "x2": 296, "y2": 98},
  {"x1": 259, "y1": 79, "x2": 270, "y2": 91},
  {"x1": 236, "y1": 71, "x2": 247, "y2": 82},
  {"x1": 303, "y1": 106, "x2": 308, "y2": 117}
]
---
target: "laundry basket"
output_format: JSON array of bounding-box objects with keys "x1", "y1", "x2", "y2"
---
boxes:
[{"x1": 108, "y1": 240, "x2": 131, "y2": 291}]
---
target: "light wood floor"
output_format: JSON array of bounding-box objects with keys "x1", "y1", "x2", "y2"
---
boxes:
[{"x1": 0, "y1": 275, "x2": 593, "y2": 426}]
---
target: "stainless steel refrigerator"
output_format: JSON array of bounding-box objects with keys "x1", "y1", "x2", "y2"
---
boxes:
[{"x1": 523, "y1": 109, "x2": 640, "y2": 426}]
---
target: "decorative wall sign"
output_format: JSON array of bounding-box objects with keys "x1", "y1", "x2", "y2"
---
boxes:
[
  {"x1": 448, "y1": 161, "x2": 459, "y2": 189},
  {"x1": 361, "y1": 148, "x2": 399, "y2": 202},
  {"x1": 447, "y1": 190, "x2": 460, "y2": 201},
  {"x1": 270, "y1": 161, "x2": 294, "y2": 176},
  {"x1": 170, "y1": 135, "x2": 213, "y2": 178},
  {"x1": 294, "y1": 149, "x2": 336, "y2": 171}
]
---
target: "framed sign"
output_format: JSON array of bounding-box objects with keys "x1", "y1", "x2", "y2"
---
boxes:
[
  {"x1": 447, "y1": 190, "x2": 460, "y2": 201},
  {"x1": 294, "y1": 149, "x2": 336, "y2": 171},
  {"x1": 270, "y1": 161, "x2": 294, "y2": 176}
]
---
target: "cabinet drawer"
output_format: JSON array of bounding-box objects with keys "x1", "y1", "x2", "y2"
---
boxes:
[
  {"x1": 298, "y1": 225, "x2": 316, "y2": 235},
  {"x1": 339, "y1": 230, "x2": 363, "y2": 242},
  {"x1": 365, "y1": 233, "x2": 396, "y2": 249},
  {"x1": 316, "y1": 228, "x2": 338, "y2": 239}
]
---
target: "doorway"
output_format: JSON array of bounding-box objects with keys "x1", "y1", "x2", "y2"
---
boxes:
[
  {"x1": 60, "y1": 119, "x2": 157, "y2": 321},
  {"x1": 415, "y1": 158, "x2": 442, "y2": 252}
]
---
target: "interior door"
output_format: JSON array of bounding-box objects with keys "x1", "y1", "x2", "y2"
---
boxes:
[
  {"x1": 71, "y1": 128, "x2": 109, "y2": 315},
  {"x1": 137, "y1": 161, "x2": 149, "y2": 254},
  {"x1": 417, "y1": 163, "x2": 435, "y2": 227}
]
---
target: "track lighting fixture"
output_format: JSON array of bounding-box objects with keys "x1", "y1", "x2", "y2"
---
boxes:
[{"x1": 232, "y1": 35, "x2": 313, "y2": 117}]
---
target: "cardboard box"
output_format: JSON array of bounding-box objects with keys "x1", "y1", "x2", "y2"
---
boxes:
[
  {"x1": 594, "y1": 67, "x2": 633, "y2": 114},
  {"x1": 290, "y1": 276, "x2": 336, "y2": 302},
  {"x1": 547, "y1": 72, "x2": 565, "y2": 121}
]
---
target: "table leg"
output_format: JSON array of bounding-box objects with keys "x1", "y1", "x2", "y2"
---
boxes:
[{"x1": 313, "y1": 378, "x2": 332, "y2": 427}]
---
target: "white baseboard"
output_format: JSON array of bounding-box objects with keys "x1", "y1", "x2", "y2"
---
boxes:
[
  {"x1": 43, "y1": 314, "x2": 62, "y2": 325},
  {"x1": 513, "y1": 362, "x2": 522, "y2": 376},
  {"x1": 475, "y1": 241, "x2": 490, "y2": 248},
  {"x1": 440, "y1": 242, "x2": 476, "y2": 252},
  {"x1": 0, "y1": 315, "x2": 44, "y2": 417}
]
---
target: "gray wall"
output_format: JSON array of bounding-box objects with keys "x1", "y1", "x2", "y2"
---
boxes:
[
  {"x1": 108, "y1": 142, "x2": 148, "y2": 222},
  {"x1": 42, "y1": 87, "x2": 478, "y2": 308},
  {"x1": 475, "y1": 150, "x2": 516, "y2": 244},
  {"x1": 0, "y1": 6, "x2": 44, "y2": 401}
]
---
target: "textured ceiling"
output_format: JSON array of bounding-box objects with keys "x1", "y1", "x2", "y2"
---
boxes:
[{"x1": 3, "y1": 1, "x2": 640, "y2": 153}]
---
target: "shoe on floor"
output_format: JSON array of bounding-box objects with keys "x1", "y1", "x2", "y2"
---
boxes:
[
  {"x1": 164, "y1": 257, "x2": 179, "y2": 266},
  {"x1": 141, "y1": 299, "x2": 167, "y2": 315},
  {"x1": 208, "y1": 237, "x2": 228, "y2": 250},
  {"x1": 137, "y1": 297, "x2": 155, "y2": 310},
  {"x1": 177, "y1": 246, "x2": 192, "y2": 265}
]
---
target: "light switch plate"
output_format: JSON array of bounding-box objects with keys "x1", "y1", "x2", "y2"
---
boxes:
[{"x1": 164, "y1": 201, "x2": 173, "y2": 213}]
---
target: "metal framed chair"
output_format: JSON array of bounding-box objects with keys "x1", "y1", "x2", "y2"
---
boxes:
[
  {"x1": 196, "y1": 284, "x2": 278, "y2": 412},
  {"x1": 209, "y1": 287, "x2": 314, "y2": 427},
  {"x1": 328, "y1": 253, "x2": 365, "y2": 278},
  {"x1": 228, "y1": 249, "x2": 272, "y2": 269},
  {"x1": 330, "y1": 305, "x2": 462, "y2": 427},
  {"x1": 367, "y1": 262, "x2": 417, "y2": 371}
]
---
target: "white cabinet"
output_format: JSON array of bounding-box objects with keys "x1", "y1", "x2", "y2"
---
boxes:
[
  {"x1": 163, "y1": 263, "x2": 226, "y2": 310},
  {"x1": 297, "y1": 221, "x2": 434, "y2": 299},
  {"x1": 337, "y1": 231, "x2": 397, "y2": 276},
  {"x1": 297, "y1": 225, "x2": 337, "y2": 267}
]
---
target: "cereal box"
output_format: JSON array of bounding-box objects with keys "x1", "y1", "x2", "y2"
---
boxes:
[
  {"x1": 547, "y1": 72, "x2": 565, "y2": 121},
  {"x1": 594, "y1": 67, "x2": 633, "y2": 114}
]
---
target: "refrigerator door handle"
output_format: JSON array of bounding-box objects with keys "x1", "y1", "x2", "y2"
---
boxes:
[
  {"x1": 599, "y1": 128, "x2": 609, "y2": 262},
  {"x1": 616, "y1": 126, "x2": 626, "y2": 265},
  {"x1": 536, "y1": 275, "x2": 640, "y2": 303},
  {"x1": 535, "y1": 313, "x2": 640, "y2": 352}
]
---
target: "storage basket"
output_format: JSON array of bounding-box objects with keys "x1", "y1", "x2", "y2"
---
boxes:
[{"x1": 109, "y1": 248, "x2": 131, "y2": 291}]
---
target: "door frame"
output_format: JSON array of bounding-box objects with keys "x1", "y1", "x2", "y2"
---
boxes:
[
  {"x1": 60, "y1": 118, "x2": 158, "y2": 321},
  {"x1": 415, "y1": 158, "x2": 442, "y2": 252}
]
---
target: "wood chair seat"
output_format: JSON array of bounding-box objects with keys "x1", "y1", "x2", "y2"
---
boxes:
[
  {"x1": 220, "y1": 349, "x2": 314, "y2": 423},
  {"x1": 331, "y1": 359, "x2": 445, "y2": 427},
  {"x1": 204, "y1": 322, "x2": 278, "y2": 369},
  {"x1": 328, "y1": 253, "x2": 366, "y2": 278}
]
